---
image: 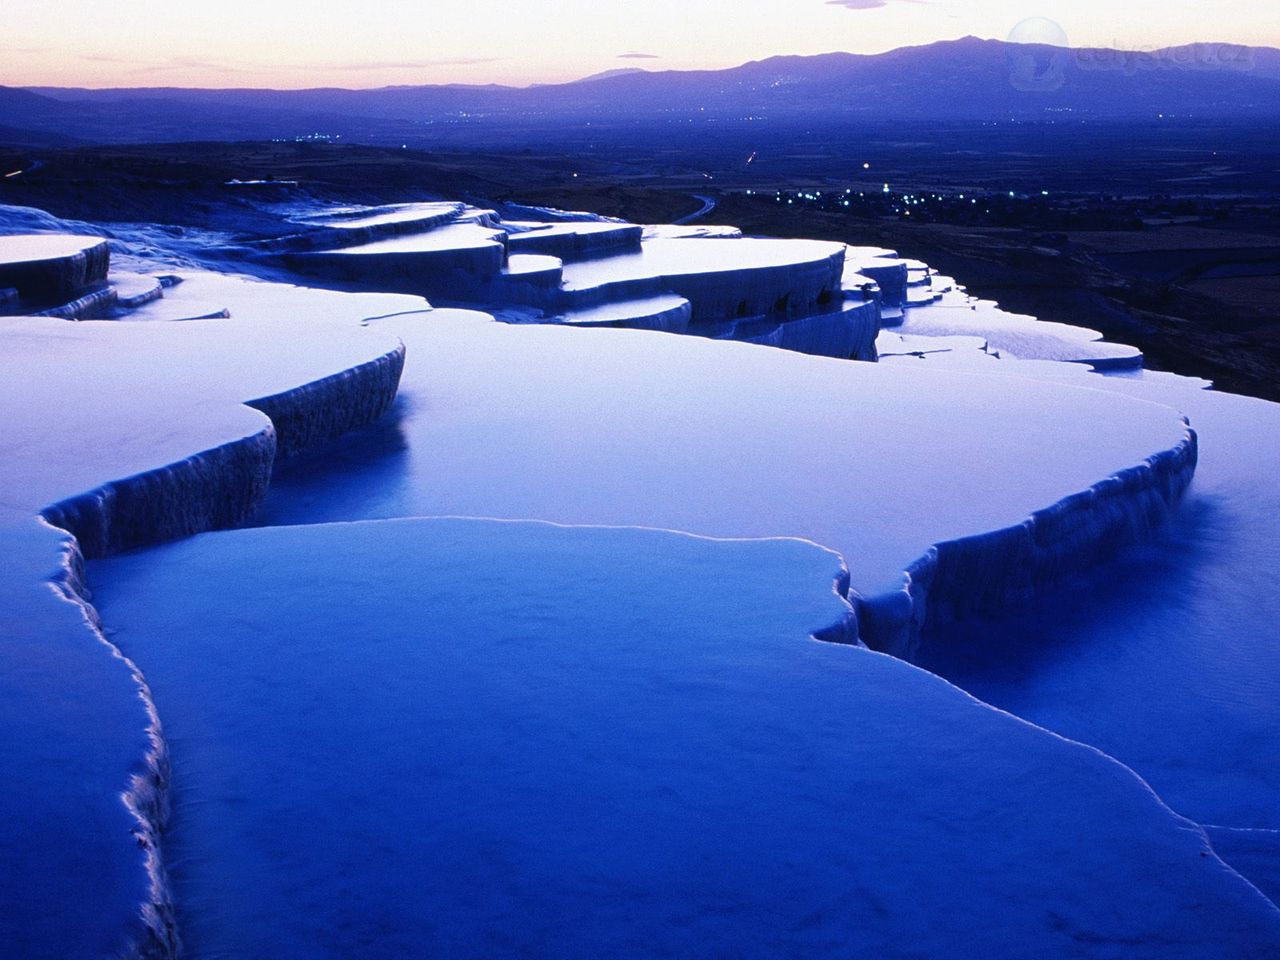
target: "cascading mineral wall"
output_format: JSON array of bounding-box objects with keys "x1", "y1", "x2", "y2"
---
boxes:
[
  {"x1": 1, "y1": 307, "x2": 410, "y2": 960},
  {"x1": 856, "y1": 426, "x2": 1199, "y2": 661},
  {"x1": 0, "y1": 235, "x2": 110, "y2": 305},
  {"x1": 247, "y1": 345, "x2": 406, "y2": 460}
]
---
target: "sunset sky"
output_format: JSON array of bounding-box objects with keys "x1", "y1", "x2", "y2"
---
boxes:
[{"x1": 6, "y1": 0, "x2": 1278, "y2": 89}]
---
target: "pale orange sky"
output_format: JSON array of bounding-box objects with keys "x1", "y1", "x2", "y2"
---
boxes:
[{"x1": 4, "y1": 0, "x2": 1278, "y2": 89}]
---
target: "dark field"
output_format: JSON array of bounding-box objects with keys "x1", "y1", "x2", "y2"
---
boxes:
[{"x1": 3, "y1": 117, "x2": 1278, "y2": 399}]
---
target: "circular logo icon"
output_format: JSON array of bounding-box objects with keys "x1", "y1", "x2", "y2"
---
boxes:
[{"x1": 1007, "y1": 17, "x2": 1070, "y2": 92}]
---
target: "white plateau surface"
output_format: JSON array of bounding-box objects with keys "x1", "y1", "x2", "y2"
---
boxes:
[
  {"x1": 90, "y1": 518, "x2": 1280, "y2": 960},
  {"x1": 4, "y1": 195, "x2": 1275, "y2": 959},
  {"x1": 254, "y1": 309, "x2": 1194, "y2": 657},
  {"x1": 0, "y1": 300, "x2": 409, "y2": 959}
]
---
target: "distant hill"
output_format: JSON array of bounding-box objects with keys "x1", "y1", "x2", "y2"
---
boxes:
[
  {"x1": 0, "y1": 87, "x2": 89, "y2": 126},
  {"x1": 563, "y1": 68, "x2": 649, "y2": 84},
  {"x1": 7, "y1": 37, "x2": 1280, "y2": 146},
  {"x1": 0, "y1": 123, "x2": 85, "y2": 149}
]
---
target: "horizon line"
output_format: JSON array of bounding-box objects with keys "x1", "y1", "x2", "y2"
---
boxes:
[{"x1": 9, "y1": 34, "x2": 1273, "y2": 94}]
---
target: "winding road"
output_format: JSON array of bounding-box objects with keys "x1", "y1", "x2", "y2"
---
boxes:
[{"x1": 674, "y1": 193, "x2": 718, "y2": 225}]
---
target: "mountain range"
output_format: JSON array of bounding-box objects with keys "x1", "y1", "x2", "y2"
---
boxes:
[{"x1": 3, "y1": 36, "x2": 1279, "y2": 146}]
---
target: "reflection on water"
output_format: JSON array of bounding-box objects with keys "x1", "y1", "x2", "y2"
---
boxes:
[
  {"x1": 250, "y1": 394, "x2": 415, "y2": 529},
  {"x1": 919, "y1": 491, "x2": 1280, "y2": 831}
]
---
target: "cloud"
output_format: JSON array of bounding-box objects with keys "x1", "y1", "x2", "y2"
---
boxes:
[
  {"x1": 123, "y1": 55, "x2": 508, "y2": 76},
  {"x1": 826, "y1": 0, "x2": 927, "y2": 9},
  {"x1": 128, "y1": 56, "x2": 254, "y2": 76},
  {"x1": 328, "y1": 58, "x2": 509, "y2": 71},
  {"x1": 617, "y1": 52, "x2": 661, "y2": 60},
  {"x1": 79, "y1": 53, "x2": 143, "y2": 64}
]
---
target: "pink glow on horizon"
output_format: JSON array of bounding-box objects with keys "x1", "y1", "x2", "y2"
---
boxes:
[{"x1": 3, "y1": 0, "x2": 1275, "y2": 90}]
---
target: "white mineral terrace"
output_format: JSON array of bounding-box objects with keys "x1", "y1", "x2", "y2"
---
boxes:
[
  {"x1": 1, "y1": 200, "x2": 1277, "y2": 960},
  {"x1": 249, "y1": 306, "x2": 1193, "y2": 658},
  {"x1": 0, "y1": 233, "x2": 111, "y2": 305},
  {"x1": 559, "y1": 237, "x2": 845, "y2": 289},
  {"x1": 313, "y1": 221, "x2": 507, "y2": 253},
  {"x1": 0, "y1": 233, "x2": 108, "y2": 264},
  {"x1": 0, "y1": 290, "x2": 415, "y2": 959},
  {"x1": 292, "y1": 201, "x2": 466, "y2": 230},
  {"x1": 89, "y1": 517, "x2": 1280, "y2": 960}
]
